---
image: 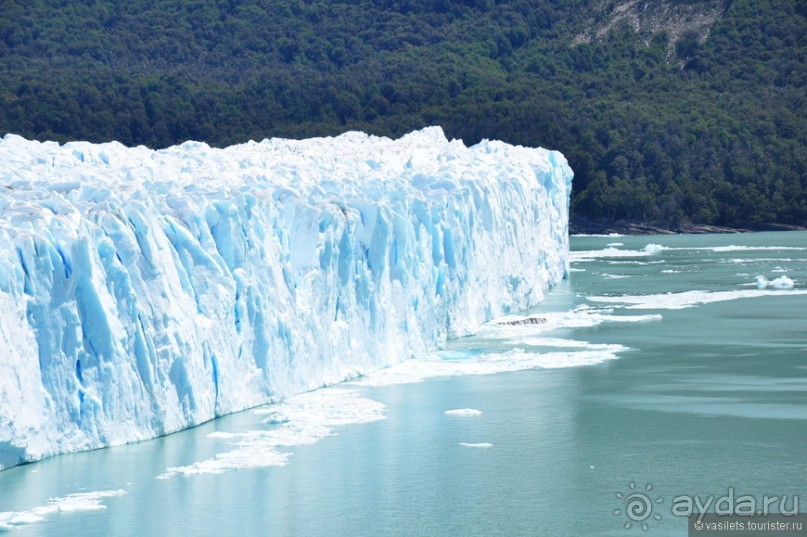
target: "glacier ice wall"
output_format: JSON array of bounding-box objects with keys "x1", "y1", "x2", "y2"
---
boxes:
[{"x1": 0, "y1": 127, "x2": 572, "y2": 469}]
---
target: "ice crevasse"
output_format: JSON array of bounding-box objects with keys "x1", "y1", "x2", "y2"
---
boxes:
[{"x1": 0, "y1": 127, "x2": 572, "y2": 469}]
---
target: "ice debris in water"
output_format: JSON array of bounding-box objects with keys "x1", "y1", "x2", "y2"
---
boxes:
[
  {"x1": 756, "y1": 275, "x2": 795, "y2": 289},
  {"x1": 642, "y1": 243, "x2": 666, "y2": 254},
  {"x1": 445, "y1": 409, "x2": 483, "y2": 416}
]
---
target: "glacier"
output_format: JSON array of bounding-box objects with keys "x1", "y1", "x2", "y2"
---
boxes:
[{"x1": 0, "y1": 127, "x2": 572, "y2": 470}]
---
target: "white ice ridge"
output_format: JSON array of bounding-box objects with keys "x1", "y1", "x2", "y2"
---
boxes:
[{"x1": 0, "y1": 127, "x2": 573, "y2": 469}]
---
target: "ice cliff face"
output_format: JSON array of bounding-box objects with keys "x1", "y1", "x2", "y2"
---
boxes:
[{"x1": 0, "y1": 127, "x2": 572, "y2": 469}]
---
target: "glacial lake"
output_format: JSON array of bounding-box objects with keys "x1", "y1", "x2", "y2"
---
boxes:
[{"x1": 1, "y1": 231, "x2": 805, "y2": 536}]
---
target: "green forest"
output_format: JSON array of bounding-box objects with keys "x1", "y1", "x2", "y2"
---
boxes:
[{"x1": 0, "y1": 0, "x2": 804, "y2": 229}]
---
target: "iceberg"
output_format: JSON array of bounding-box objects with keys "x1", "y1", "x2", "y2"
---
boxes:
[
  {"x1": 756, "y1": 275, "x2": 795, "y2": 289},
  {"x1": 0, "y1": 127, "x2": 572, "y2": 469}
]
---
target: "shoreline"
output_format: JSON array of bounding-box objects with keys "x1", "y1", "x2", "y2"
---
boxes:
[{"x1": 569, "y1": 217, "x2": 807, "y2": 236}]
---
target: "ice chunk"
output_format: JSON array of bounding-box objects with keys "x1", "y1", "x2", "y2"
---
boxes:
[
  {"x1": 157, "y1": 389, "x2": 386, "y2": 478},
  {"x1": 642, "y1": 243, "x2": 666, "y2": 254},
  {"x1": 445, "y1": 409, "x2": 482, "y2": 416},
  {"x1": 756, "y1": 275, "x2": 795, "y2": 289},
  {"x1": 571, "y1": 248, "x2": 651, "y2": 262},
  {"x1": 0, "y1": 490, "x2": 125, "y2": 529}
]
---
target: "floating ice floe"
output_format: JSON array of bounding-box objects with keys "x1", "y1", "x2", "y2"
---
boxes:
[
  {"x1": 696, "y1": 245, "x2": 806, "y2": 253},
  {"x1": 756, "y1": 275, "x2": 795, "y2": 289},
  {"x1": 445, "y1": 409, "x2": 483, "y2": 416},
  {"x1": 571, "y1": 233, "x2": 623, "y2": 237},
  {"x1": 642, "y1": 243, "x2": 666, "y2": 254},
  {"x1": 0, "y1": 490, "x2": 125, "y2": 530},
  {"x1": 588, "y1": 288, "x2": 806, "y2": 310},
  {"x1": 571, "y1": 248, "x2": 651, "y2": 262},
  {"x1": 157, "y1": 389, "x2": 386, "y2": 479}
]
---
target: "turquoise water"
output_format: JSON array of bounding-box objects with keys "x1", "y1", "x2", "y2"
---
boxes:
[{"x1": 1, "y1": 232, "x2": 805, "y2": 536}]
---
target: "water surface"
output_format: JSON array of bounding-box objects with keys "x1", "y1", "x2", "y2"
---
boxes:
[{"x1": 1, "y1": 231, "x2": 805, "y2": 536}]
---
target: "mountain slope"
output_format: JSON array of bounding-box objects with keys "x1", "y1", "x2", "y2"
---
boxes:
[{"x1": 0, "y1": 0, "x2": 804, "y2": 227}]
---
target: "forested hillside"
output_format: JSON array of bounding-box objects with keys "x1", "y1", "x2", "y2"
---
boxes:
[{"x1": 0, "y1": 0, "x2": 804, "y2": 228}]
